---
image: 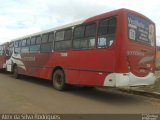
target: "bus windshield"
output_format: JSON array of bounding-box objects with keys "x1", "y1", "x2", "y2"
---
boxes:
[{"x1": 128, "y1": 13, "x2": 155, "y2": 46}]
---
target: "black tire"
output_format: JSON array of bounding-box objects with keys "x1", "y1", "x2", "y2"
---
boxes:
[
  {"x1": 52, "y1": 69, "x2": 66, "y2": 91},
  {"x1": 13, "y1": 66, "x2": 20, "y2": 79},
  {"x1": 83, "y1": 86, "x2": 95, "y2": 89},
  {"x1": 0, "y1": 68, "x2": 5, "y2": 73}
]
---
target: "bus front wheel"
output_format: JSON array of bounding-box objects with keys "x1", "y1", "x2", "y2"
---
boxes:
[
  {"x1": 13, "y1": 66, "x2": 20, "y2": 79},
  {"x1": 52, "y1": 69, "x2": 67, "y2": 91}
]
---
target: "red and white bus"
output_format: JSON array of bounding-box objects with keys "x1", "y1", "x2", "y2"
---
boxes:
[
  {"x1": 0, "y1": 42, "x2": 9, "y2": 71},
  {"x1": 5, "y1": 9, "x2": 156, "y2": 90}
]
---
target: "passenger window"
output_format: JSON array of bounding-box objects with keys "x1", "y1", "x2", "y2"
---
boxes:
[
  {"x1": 74, "y1": 26, "x2": 85, "y2": 39},
  {"x1": 65, "y1": 29, "x2": 72, "y2": 40},
  {"x1": 26, "y1": 38, "x2": 31, "y2": 46},
  {"x1": 73, "y1": 23, "x2": 96, "y2": 49},
  {"x1": 55, "y1": 29, "x2": 72, "y2": 51},
  {"x1": 21, "y1": 40, "x2": 26, "y2": 47},
  {"x1": 31, "y1": 37, "x2": 36, "y2": 45},
  {"x1": 30, "y1": 36, "x2": 41, "y2": 52},
  {"x1": 30, "y1": 45, "x2": 40, "y2": 53},
  {"x1": 98, "y1": 17, "x2": 117, "y2": 48},
  {"x1": 98, "y1": 19, "x2": 108, "y2": 36},
  {"x1": 108, "y1": 17, "x2": 117, "y2": 34},
  {"x1": 42, "y1": 34, "x2": 49, "y2": 43},
  {"x1": 48, "y1": 32, "x2": 54, "y2": 42},
  {"x1": 36, "y1": 36, "x2": 41, "y2": 44},
  {"x1": 20, "y1": 39, "x2": 29, "y2": 54},
  {"x1": 98, "y1": 37, "x2": 107, "y2": 47},
  {"x1": 56, "y1": 31, "x2": 64, "y2": 41},
  {"x1": 55, "y1": 41, "x2": 71, "y2": 51},
  {"x1": 15, "y1": 47, "x2": 21, "y2": 54},
  {"x1": 41, "y1": 43, "x2": 52, "y2": 52},
  {"x1": 21, "y1": 47, "x2": 29, "y2": 53},
  {"x1": 18, "y1": 40, "x2": 22, "y2": 47},
  {"x1": 0, "y1": 46, "x2": 3, "y2": 55},
  {"x1": 40, "y1": 33, "x2": 53, "y2": 52},
  {"x1": 14, "y1": 41, "x2": 21, "y2": 54},
  {"x1": 85, "y1": 24, "x2": 96, "y2": 37},
  {"x1": 14, "y1": 41, "x2": 19, "y2": 47}
]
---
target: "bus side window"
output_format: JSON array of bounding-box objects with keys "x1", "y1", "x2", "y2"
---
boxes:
[
  {"x1": 64, "y1": 29, "x2": 72, "y2": 50},
  {"x1": 98, "y1": 17, "x2": 117, "y2": 48},
  {"x1": 26, "y1": 38, "x2": 31, "y2": 46},
  {"x1": 85, "y1": 23, "x2": 96, "y2": 48},
  {"x1": 31, "y1": 37, "x2": 36, "y2": 45},
  {"x1": 14, "y1": 40, "x2": 21, "y2": 54},
  {"x1": 48, "y1": 32, "x2": 54, "y2": 42},
  {"x1": 55, "y1": 29, "x2": 72, "y2": 51},
  {"x1": 41, "y1": 33, "x2": 53, "y2": 52},
  {"x1": 21, "y1": 47, "x2": 29, "y2": 54},
  {"x1": 10, "y1": 47, "x2": 13, "y2": 56},
  {"x1": 36, "y1": 36, "x2": 41, "y2": 45},
  {"x1": 0, "y1": 45, "x2": 3, "y2": 55},
  {"x1": 73, "y1": 25, "x2": 85, "y2": 49},
  {"x1": 14, "y1": 41, "x2": 19, "y2": 48},
  {"x1": 21, "y1": 39, "x2": 26, "y2": 47},
  {"x1": 30, "y1": 36, "x2": 41, "y2": 53},
  {"x1": 18, "y1": 40, "x2": 22, "y2": 47},
  {"x1": 42, "y1": 34, "x2": 49, "y2": 43},
  {"x1": 73, "y1": 23, "x2": 96, "y2": 49},
  {"x1": 21, "y1": 39, "x2": 30, "y2": 54},
  {"x1": 22, "y1": 38, "x2": 31, "y2": 53},
  {"x1": 8, "y1": 42, "x2": 13, "y2": 56},
  {"x1": 49, "y1": 32, "x2": 54, "y2": 50}
]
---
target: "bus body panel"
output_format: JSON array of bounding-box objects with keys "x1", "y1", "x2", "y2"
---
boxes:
[
  {"x1": 65, "y1": 49, "x2": 116, "y2": 86},
  {"x1": 15, "y1": 48, "x2": 116, "y2": 86},
  {"x1": 5, "y1": 8, "x2": 156, "y2": 87}
]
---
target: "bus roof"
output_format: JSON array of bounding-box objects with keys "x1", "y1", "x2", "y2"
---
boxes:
[{"x1": 11, "y1": 19, "x2": 84, "y2": 42}]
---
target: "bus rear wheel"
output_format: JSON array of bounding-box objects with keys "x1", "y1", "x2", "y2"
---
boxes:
[
  {"x1": 52, "y1": 69, "x2": 66, "y2": 91},
  {"x1": 13, "y1": 66, "x2": 20, "y2": 79}
]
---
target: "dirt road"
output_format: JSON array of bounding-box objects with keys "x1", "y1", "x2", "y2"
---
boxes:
[{"x1": 0, "y1": 72, "x2": 160, "y2": 114}]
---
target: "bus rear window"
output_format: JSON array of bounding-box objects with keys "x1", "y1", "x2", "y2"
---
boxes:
[{"x1": 128, "y1": 13, "x2": 155, "y2": 46}]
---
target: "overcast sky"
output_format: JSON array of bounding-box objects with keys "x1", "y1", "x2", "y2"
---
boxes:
[{"x1": 0, "y1": 0, "x2": 160, "y2": 45}]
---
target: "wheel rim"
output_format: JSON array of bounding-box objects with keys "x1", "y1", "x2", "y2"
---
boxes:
[
  {"x1": 14, "y1": 67, "x2": 17, "y2": 76},
  {"x1": 55, "y1": 74, "x2": 63, "y2": 86}
]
